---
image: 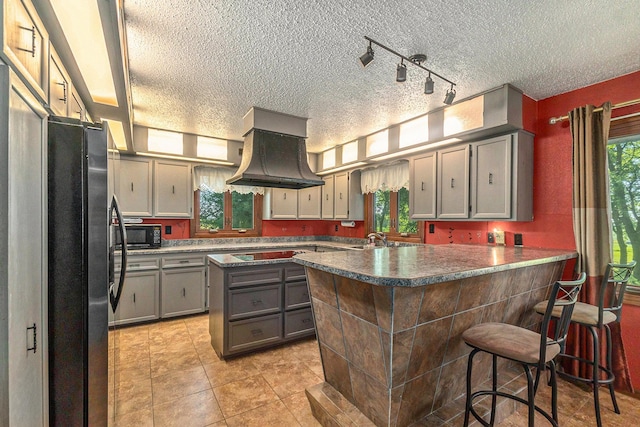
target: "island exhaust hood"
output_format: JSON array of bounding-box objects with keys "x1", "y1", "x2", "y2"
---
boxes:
[{"x1": 226, "y1": 108, "x2": 324, "y2": 189}]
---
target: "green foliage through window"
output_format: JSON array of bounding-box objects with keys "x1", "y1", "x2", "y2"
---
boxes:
[
  {"x1": 231, "y1": 192, "x2": 254, "y2": 229},
  {"x1": 199, "y1": 185, "x2": 223, "y2": 230},
  {"x1": 373, "y1": 188, "x2": 418, "y2": 234}
]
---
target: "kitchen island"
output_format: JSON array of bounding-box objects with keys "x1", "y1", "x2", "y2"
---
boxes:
[{"x1": 293, "y1": 244, "x2": 577, "y2": 427}]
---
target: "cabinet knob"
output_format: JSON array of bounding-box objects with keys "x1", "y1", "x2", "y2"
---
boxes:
[
  {"x1": 251, "y1": 328, "x2": 263, "y2": 336},
  {"x1": 251, "y1": 299, "x2": 263, "y2": 305}
]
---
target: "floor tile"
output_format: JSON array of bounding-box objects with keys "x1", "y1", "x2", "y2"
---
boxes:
[
  {"x1": 151, "y1": 365, "x2": 211, "y2": 404},
  {"x1": 152, "y1": 389, "x2": 224, "y2": 427},
  {"x1": 203, "y1": 358, "x2": 261, "y2": 388},
  {"x1": 225, "y1": 400, "x2": 300, "y2": 427},
  {"x1": 282, "y1": 390, "x2": 323, "y2": 426},
  {"x1": 113, "y1": 376, "x2": 153, "y2": 416},
  {"x1": 260, "y1": 359, "x2": 323, "y2": 399},
  {"x1": 112, "y1": 406, "x2": 154, "y2": 427},
  {"x1": 212, "y1": 375, "x2": 280, "y2": 418}
]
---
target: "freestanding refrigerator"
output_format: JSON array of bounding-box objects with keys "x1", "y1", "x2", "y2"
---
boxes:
[{"x1": 47, "y1": 117, "x2": 126, "y2": 426}]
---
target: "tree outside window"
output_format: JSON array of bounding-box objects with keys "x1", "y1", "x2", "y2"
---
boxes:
[
  {"x1": 608, "y1": 135, "x2": 640, "y2": 285},
  {"x1": 369, "y1": 187, "x2": 421, "y2": 241},
  {"x1": 193, "y1": 185, "x2": 261, "y2": 237}
]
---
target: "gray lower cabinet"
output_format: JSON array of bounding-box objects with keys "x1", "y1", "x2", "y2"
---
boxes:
[
  {"x1": 110, "y1": 266, "x2": 160, "y2": 326},
  {"x1": 161, "y1": 255, "x2": 206, "y2": 317},
  {"x1": 209, "y1": 262, "x2": 315, "y2": 358}
]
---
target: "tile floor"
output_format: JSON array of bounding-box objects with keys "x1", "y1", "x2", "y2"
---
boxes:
[{"x1": 108, "y1": 314, "x2": 639, "y2": 426}]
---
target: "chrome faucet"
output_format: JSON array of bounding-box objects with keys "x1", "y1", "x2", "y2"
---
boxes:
[{"x1": 367, "y1": 232, "x2": 388, "y2": 247}]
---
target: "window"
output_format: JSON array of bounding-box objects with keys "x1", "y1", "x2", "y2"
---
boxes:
[
  {"x1": 608, "y1": 114, "x2": 640, "y2": 294},
  {"x1": 362, "y1": 162, "x2": 423, "y2": 242},
  {"x1": 191, "y1": 166, "x2": 263, "y2": 237}
]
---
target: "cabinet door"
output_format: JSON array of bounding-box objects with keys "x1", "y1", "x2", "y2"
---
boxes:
[
  {"x1": 1, "y1": 67, "x2": 48, "y2": 426},
  {"x1": 471, "y1": 135, "x2": 512, "y2": 219},
  {"x1": 410, "y1": 152, "x2": 437, "y2": 219},
  {"x1": 117, "y1": 157, "x2": 153, "y2": 216},
  {"x1": 297, "y1": 186, "x2": 321, "y2": 219},
  {"x1": 3, "y1": 0, "x2": 49, "y2": 100},
  {"x1": 48, "y1": 47, "x2": 70, "y2": 116},
  {"x1": 69, "y1": 86, "x2": 86, "y2": 121},
  {"x1": 321, "y1": 175, "x2": 334, "y2": 219},
  {"x1": 110, "y1": 270, "x2": 159, "y2": 325},
  {"x1": 270, "y1": 188, "x2": 298, "y2": 219},
  {"x1": 154, "y1": 161, "x2": 192, "y2": 217},
  {"x1": 334, "y1": 171, "x2": 349, "y2": 219},
  {"x1": 438, "y1": 145, "x2": 470, "y2": 219},
  {"x1": 161, "y1": 267, "x2": 206, "y2": 317}
]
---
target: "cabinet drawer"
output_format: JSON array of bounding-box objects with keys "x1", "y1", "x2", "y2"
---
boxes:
[
  {"x1": 228, "y1": 268, "x2": 281, "y2": 288},
  {"x1": 285, "y1": 265, "x2": 306, "y2": 281},
  {"x1": 162, "y1": 254, "x2": 205, "y2": 269},
  {"x1": 285, "y1": 308, "x2": 315, "y2": 338},
  {"x1": 285, "y1": 281, "x2": 310, "y2": 310},
  {"x1": 228, "y1": 314, "x2": 282, "y2": 352},
  {"x1": 228, "y1": 284, "x2": 281, "y2": 320},
  {"x1": 126, "y1": 257, "x2": 160, "y2": 271}
]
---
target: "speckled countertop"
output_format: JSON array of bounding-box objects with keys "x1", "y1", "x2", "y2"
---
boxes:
[{"x1": 293, "y1": 244, "x2": 577, "y2": 287}]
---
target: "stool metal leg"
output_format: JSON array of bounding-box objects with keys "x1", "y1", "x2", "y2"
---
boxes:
[
  {"x1": 550, "y1": 359, "x2": 558, "y2": 423},
  {"x1": 464, "y1": 348, "x2": 479, "y2": 427},
  {"x1": 588, "y1": 325, "x2": 603, "y2": 427},
  {"x1": 523, "y1": 365, "x2": 535, "y2": 427},
  {"x1": 490, "y1": 354, "x2": 497, "y2": 426},
  {"x1": 604, "y1": 324, "x2": 620, "y2": 414}
]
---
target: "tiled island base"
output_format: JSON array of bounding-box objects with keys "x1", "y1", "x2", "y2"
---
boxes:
[{"x1": 304, "y1": 260, "x2": 566, "y2": 427}]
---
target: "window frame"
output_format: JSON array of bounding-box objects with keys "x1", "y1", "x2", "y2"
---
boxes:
[
  {"x1": 364, "y1": 190, "x2": 424, "y2": 243},
  {"x1": 191, "y1": 189, "x2": 263, "y2": 238}
]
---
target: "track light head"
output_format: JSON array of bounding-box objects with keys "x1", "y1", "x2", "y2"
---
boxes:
[
  {"x1": 424, "y1": 74, "x2": 434, "y2": 94},
  {"x1": 396, "y1": 61, "x2": 407, "y2": 83},
  {"x1": 444, "y1": 86, "x2": 456, "y2": 105},
  {"x1": 359, "y1": 45, "x2": 374, "y2": 67}
]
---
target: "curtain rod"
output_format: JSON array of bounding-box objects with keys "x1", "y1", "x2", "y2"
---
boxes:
[{"x1": 548, "y1": 98, "x2": 640, "y2": 124}]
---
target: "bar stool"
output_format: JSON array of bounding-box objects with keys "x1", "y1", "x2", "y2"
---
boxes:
[
  {"x1": 533, "y1": 261, "x2": 636, "y2": 427},
  {"x1": 462, "y1": 274, "x2": 585, "y2": 427}
]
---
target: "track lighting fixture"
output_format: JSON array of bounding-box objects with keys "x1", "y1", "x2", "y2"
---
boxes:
[
  {"x1": 359, "y1": 42, "x2": 375, "y2": 67},
  {"x1": 443, "y1": 85, "x2": 456, "y2": 105},
  {"x1": 424, "y1": 73, "x2": 434, "y2": 94},
  {"x1": 360, "y1": 36, "x2": 457, "y2": 105},
  {"x1": 396, "y1": 60, "x2": 407, "y2": 82}
]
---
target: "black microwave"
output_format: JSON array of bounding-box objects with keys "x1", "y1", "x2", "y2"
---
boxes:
[{"x1": 116, "y1": 224, "x2": 162, "y2": 249}]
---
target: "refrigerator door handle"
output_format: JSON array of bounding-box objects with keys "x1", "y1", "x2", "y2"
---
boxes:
[{"x1": 109, "y1": 195, "x2": 127, "y2": 312}]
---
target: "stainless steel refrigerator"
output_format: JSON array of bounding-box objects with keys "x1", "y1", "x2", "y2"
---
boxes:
[{"x1": 47, "y1": 117, "x2": 126, "y2": 426}]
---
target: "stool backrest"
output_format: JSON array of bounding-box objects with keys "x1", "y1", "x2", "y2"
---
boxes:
[
  {"x1": 600, "y1": 261, "x2": 636, "y2": 324},
  {"x1": 539, "y1": 273, "x2": 586, "y2": 365}
]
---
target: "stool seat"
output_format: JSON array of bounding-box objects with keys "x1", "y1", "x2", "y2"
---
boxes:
[
  {"x1": 533, "y1": 301, "x2": 617, "y2": 326},
  {"x1": 462, "y1": 323, "x2": 561, "y2": 364}
]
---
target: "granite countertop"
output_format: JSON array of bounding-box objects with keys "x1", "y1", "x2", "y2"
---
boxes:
[
  {"x1": 122, "y1": 240, "x2": 365, "y2": 256},
  {"x1": 293, "y1": 244, "x2": 577, "y2": 287}
]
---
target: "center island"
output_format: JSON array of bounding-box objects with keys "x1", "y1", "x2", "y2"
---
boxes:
[{"x1": 293, "y1": 244, "x2": 577, "y2": 427}]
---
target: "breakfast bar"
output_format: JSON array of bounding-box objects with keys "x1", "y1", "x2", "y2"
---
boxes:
[{"x1": 293, "y1": 245, "x2": 577, "y2": 426}]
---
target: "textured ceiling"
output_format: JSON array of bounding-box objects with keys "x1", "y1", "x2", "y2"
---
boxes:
[{"x1": 124, "y1": 0, "x2": 640, "y2": 152}]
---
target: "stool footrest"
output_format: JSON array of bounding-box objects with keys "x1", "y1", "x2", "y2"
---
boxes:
[
  {"x1": 557, "y1": 353, "x2": 615, "y2": 385},
  {"x1": 468, "y1": 389, "x2": 557, "y2": 427}
]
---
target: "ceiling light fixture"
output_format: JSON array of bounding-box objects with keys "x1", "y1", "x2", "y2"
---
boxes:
[
  {"x1": 396, "y1": 60, "x2": 407, "y2": 82},
  {"x1": 424, "y1": 73, "x2": 434, "y2": 94},
  {"x1": 443, "y1": 84, "x2": 456, "y2": 105},
  {"x1": 360, "y1": 36, "x2": 457, "y2": 104},
  {"x1": 359, "y1": 41, "x2": 375, "y2": 67}
]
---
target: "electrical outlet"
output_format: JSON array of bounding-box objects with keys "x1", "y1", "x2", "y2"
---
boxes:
[
  {"x1": 487, "y1": 232, "x2": 494, "y2": 243},
  {"x1": 165, "y1": 225, "x2": 172, "y2": 235},
  {"x1": 494, "y1": 231, "x2": 505, "y2": 245},
  {"x1": 429, "y1": 224, "x2": 435, "y2": 234},
  {"x1": 335, "y1": 225, "x2": 338, "y2": 231},
  {"x1": 514, "y1": 233, "x2": 523, "y2": 246}
]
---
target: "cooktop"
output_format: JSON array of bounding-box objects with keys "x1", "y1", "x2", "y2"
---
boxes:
[{"x1": 232, "y1": 250, "x2": 307, "y2": 261}]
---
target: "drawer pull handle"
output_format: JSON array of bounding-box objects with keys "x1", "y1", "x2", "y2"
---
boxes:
[
  {"x1": 283, "y1": 192, "x2": 287, "y2": 200},
  {"x1": 325, "y1": 194, "x2": 328, "y2": 201},
  {"x1": 339, "y1": 192, "x2": 343, "y2": 200},
  {"x1": 172, "y1": 185, "x2": 175, "y2": 194},
  {"x1": 302, "y1": 292, "x2": 309, "y2": 298},
  {"x1": 251, "y1": 328, "x2": 263, "y2": 336},
  {"x1": 27, "y1": 323, "x2": 37, "y2": 353},
  {"x1": 302, "y1": 318, "x2": 312, "y2": 324},
  {"x1": 129, "y1": 263, "x2": 140, "y2": 268},
  {"x1": 251, "y1": 299, "x2": 262, "y2": 305},
  {"x1": 18, "y1": 26, "x2": 37, "y2": 57},
  {"x1": 179, "y1": 260, "x2": 189, "y2": 263}
]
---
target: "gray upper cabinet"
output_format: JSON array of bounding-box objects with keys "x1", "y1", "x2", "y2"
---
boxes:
[
  {"x1": 1, "y1": 65, "x2": 48, "y2": 426},
  {"x1": 69, "y1": 85, "x2": 86, "y2": 121},
  {"x1": 265, "y1": 188, "x2": 298, "y2": 219},
  {"x1": 48, "y1": 46, "x2": 70, "y2": 117},
  {"x1": 334, "y1": 170, "x2": 363, "y2": 220},
  {"x1": 118, "y1": 156, "x2": 153, "y2": 217},
  {"x1": 2, "y1": 0, "x2": 49, "y2": 101},
  {"x1": 154, "y1": 160, "x2": 192, "y2": 218},
  {"x1": 321, "y1": 175, "x2": 334, "y2": 219},
  {"x1": 437, "y1": 144, "x2": 470, "y2": 219},
  {"x1": 297, "y1": 186, "x2": 321, "y2": 219},
  {"x1": 409, "y1": 152, "x2": 437, "y2": 219},
  {"x1": 471, "y1": 131, "x2": 533, "y2": 221}
]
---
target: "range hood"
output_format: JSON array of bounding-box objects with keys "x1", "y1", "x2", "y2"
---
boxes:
[{"x1": 226, "y1": 108, "x2": 324, "y2": 189}]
